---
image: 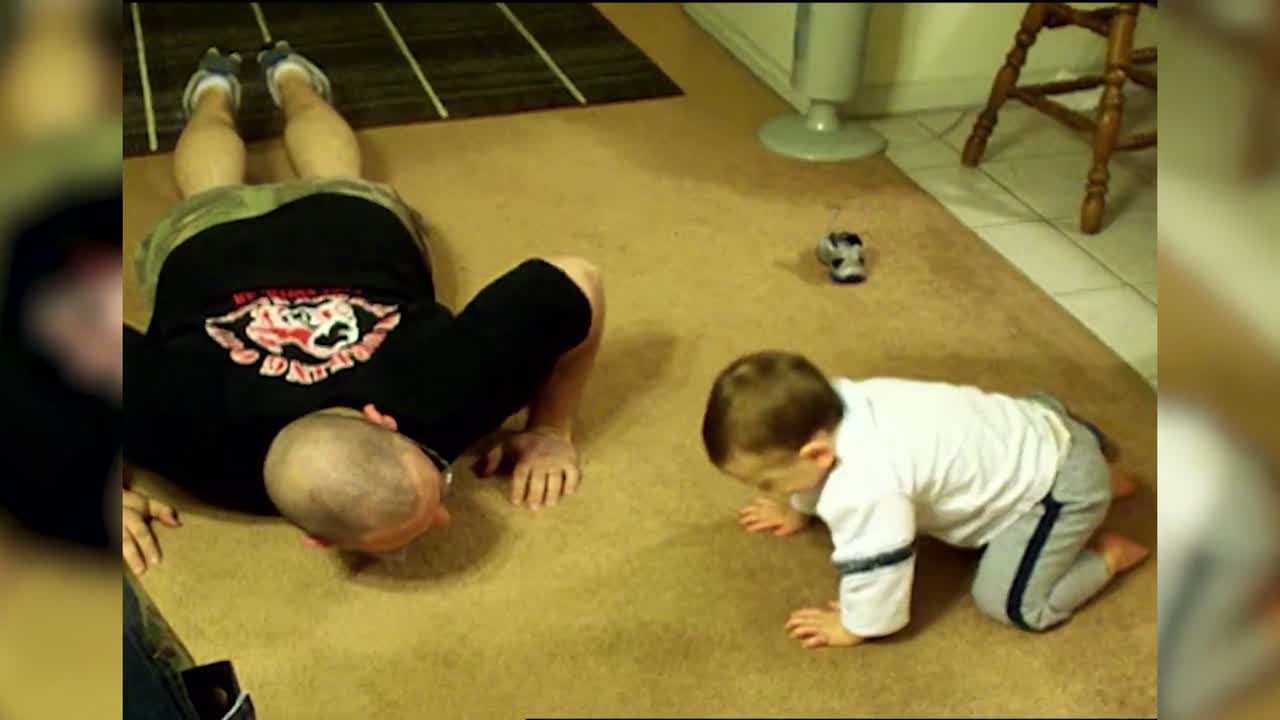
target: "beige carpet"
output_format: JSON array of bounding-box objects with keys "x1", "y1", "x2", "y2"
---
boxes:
[{"x1": 123, "y1": 4, "x2": 1157, "y2": 717}]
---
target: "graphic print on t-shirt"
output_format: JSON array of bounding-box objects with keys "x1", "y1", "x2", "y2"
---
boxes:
[{"x1": 205, "y1": 289, "x2": 401, "y2": 386}]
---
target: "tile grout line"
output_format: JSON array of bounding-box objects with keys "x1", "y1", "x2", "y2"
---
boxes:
[
  {"x1": 1053, "y1": 277, "x2": 1152, "y2": 300},
  {"x1": 373, "y1": 2, "x2": 449, "y2": 119},
  {"x1": 1053, "y1": 281, "x2": 1159, "y2": 368},
  {"x1": 1133, "y1": 279, "x2": 1158, "y2": 307},
  {"x1": 911, "y1": 163, "x2": 1134, "y2": 299},
  {"x1": 979, "y1": 219, "x2": 1130, "y2": 297},
  {"x1": 129, "y1": 3, "x2": 158, "y2": 153},
  {"x1": 250, "y1": 3, "x2": 272, "y2": 44},
  {"x1": 910, "y1": 109, "x2": 972, "y2": 140},
  {"x1": 1044, "y1": 217, "x2": 1158, "y2": 307},
  {"x1": 903, "y1": 155, "x2": 1073, "y2": 230},
  {"x1": 974, "y1": 187, "x2": 1149, "y2": 371},
  {"x1": 906, "y1": 109, "x2": 1158, "y2": 383},
  {"x1": 976, "y1": 164, "x2": 1062, "y2": 229},
  {"x1": 899, "y1": 116, "x2": 1148, "y2": 281},
  {"x1": 911, "y1": 104, "x2": 1097, "y2": 160},
  {"x1": 1038, "y1": 219, "x2": 1130, "y2": 290},
  {"x1": 910, "y1": 115, "x2": 945, "y2": 138},
  {"x1": 1049, "y1": 288, "x2": 1157, "y2": 381},
  {"x1": 496, "y1": 3, "x2": 586, "y2": 105}
]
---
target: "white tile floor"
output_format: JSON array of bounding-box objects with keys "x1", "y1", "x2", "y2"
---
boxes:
[{"x1": 874, "y1": 92, "x2": 1158, "y2": 388}]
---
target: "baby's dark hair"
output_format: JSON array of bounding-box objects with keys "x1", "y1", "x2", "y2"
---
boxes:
[{"x1": 701, "y1": 351, "x2": 844, "y2": 466}]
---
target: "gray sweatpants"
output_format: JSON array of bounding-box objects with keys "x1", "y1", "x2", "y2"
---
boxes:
[
  {"x1": 970, "y1": 395, "x2": 1114, "y2": 631},
  {"x1": 1157, "y1": 402, "x2": 1280, "y2": 720}
]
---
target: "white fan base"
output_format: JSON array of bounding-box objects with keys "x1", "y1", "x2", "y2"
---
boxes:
[{"x1": 758, "y1": 100, "x2": 887, "y2": 162}]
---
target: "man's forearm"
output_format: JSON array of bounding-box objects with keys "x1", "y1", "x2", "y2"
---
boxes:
[
  {"x1": 525, "y1": 264, "x2": 605, "y2": 439},
  {"x1": 522, "y1": 258, "x2": 605, "y2": 440},
  {"x1": 526, "y1": 322, "x2": 602, "y2": 439}
]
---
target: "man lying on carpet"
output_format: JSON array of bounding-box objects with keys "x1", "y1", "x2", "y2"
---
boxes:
[
  {"x1": 123, "y1": 44, "x2": 605, "y2": 576},
  {"x1": 701, "y1": 351, "x2": 1149, "y2": 648},
  {"x1": 0, "y1": 0, "x2": 122, "y2": 554}
]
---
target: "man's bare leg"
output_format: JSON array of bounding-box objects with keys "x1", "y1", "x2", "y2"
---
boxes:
[
  {"x1": 172, "y1": 49, "x2": 245, "y2": 199},
  {"x1": 260, "y1": 42, "x2": 360, "y2": 178},
  {"x1": 279, "y1": 74, "x2": 360, "y2": 178}
]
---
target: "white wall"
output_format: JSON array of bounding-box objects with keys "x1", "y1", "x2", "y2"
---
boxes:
[{"x1": 683, "y1": 2, "x2": 1159, "y2": 116}]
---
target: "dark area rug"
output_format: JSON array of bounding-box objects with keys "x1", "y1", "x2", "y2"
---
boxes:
[{"x1": 123, "y1": 2, "x2": 682, "y2": 157}]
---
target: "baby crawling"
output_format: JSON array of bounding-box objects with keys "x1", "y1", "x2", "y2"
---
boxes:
[{"x1": 701, "y1": 351, "x2": 1147, "y2": 648}]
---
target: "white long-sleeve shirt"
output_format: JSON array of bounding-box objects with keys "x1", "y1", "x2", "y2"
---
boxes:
[{"x1": 791, "y1": 378, "x2": 1071, "y2": 638}]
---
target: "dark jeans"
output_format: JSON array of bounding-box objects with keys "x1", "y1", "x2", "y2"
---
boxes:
[{"x1": 124, "y1": 577, "x2": 256, "y2": 720}]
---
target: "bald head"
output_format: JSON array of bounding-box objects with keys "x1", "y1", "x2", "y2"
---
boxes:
[{"x1": 263, "y1": 412, "x2": 426, "y2": 548}]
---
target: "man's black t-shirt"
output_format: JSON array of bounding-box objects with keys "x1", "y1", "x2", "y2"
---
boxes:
[
  {"x1": 125, "y1": 194, "x2": 591, "y2": 514},
  {"x1": 1, "y1": 188, "x2": 120, "y2": 549}
]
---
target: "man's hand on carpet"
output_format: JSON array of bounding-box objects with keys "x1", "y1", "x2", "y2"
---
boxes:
[
  {"x1": 738, "y1": 496, "x2": 811, "y2": 536},
  {"x1": 785, "y1": 602, "x2": 864, "y2": 650},
  {"x1": 474, "y1": 428, "x2": 581, "y2": 510},
  {"x1": 122, "y1": 488, "x2": 181, "y2": 576}
]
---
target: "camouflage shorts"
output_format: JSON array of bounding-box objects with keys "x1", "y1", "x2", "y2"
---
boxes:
[
  {"x1": 133, "y1": 177, "x2": 433, "y2": 310},
  {"x1": 0, "y1": 120, "x2": 120, "y2": 310}
]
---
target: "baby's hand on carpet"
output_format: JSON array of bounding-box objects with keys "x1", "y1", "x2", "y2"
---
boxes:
[
  {"x1": 475, "y1": 428, "x2": 581, "y2": 511},
  {"x1": 786, "y1": 601, "x2": 864, "y2": 650},
  {"x1": 738, "y1": 496, "x2": 810, "y2": 537}
]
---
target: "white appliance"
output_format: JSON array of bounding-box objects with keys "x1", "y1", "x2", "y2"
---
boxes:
[{"x1": 758, "y1": 3, "x2": 886, "y2": 162}]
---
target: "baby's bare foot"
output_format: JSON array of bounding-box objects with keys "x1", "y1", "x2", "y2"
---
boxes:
[
  {"x1": 1110, "y1": 466, "x2": 1139, "y2": 499},
  {"x1": 1093, "y1": 532, "x2": 1150, "y2": 576}
]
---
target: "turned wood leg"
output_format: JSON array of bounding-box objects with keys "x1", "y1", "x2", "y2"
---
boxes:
[
  {"x1": 1245, "y1": 3, "x2": 1280, "y2": 180},
  {"x1": 1082, "y1": 3, "x2": 1138, "y2": 234},
  {"x1": 963, "y1": 3, "x2": 1050, "y2": 166}
]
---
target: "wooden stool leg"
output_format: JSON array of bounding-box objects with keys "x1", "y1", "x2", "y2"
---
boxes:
[
  {"x1": 1245, "y1": 91, "x2": 1278, "y2": 181},
  {"x1": 1245, "y1": 4, "x2": 1280, "y2": 180},
  {"x1": 963, "y1": 3, "x2": 1050, "y2": 166},
  {"x1": 1082, "y1": 3, "x2": 1139, "y2": 234}
]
